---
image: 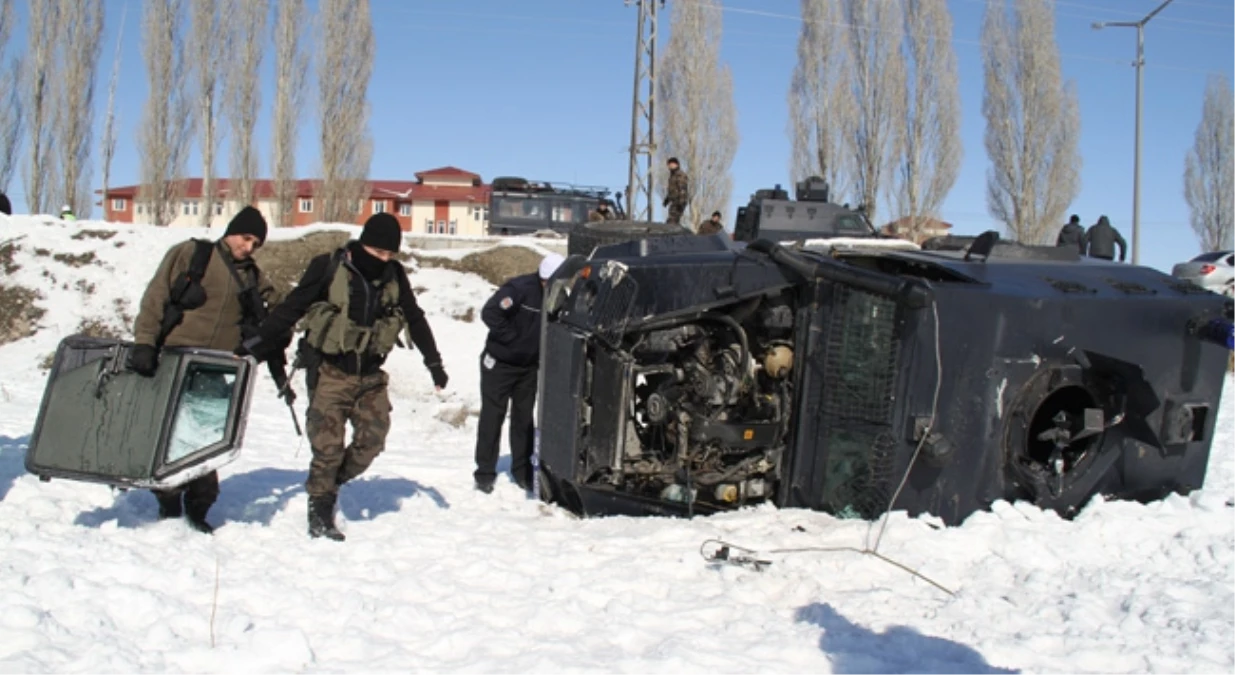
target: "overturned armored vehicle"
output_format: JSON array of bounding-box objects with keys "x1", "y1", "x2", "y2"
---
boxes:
[{"x1": 535, "y1": 231, "x2": 1230, "y2": 526}]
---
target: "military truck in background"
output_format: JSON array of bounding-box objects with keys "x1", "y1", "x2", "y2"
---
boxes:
[{"x1": 487, "y1": 176, "x2": 622, "y2": 237}]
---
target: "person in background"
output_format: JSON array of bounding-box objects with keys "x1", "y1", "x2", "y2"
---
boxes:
[
  {"x1": 1083, "y1": 215, "x2": 1127, "y2": 262},
  {"x1": 1056, "y1": 214, "x2": 1084, "y2": 254},
  {"x1": 697, "y1": 210, "x2": 724, "y2": 236},
  {"x1": 663, "y1": 157, "x2": 689, "y2": 226},
  {"x1": 60, "y1": 205, "x2": 76, "y2": 222}
]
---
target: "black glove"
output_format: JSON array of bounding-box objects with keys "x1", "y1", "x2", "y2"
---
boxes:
[
  {"x1": 662, "y1": 197, "x2": 670, "y2": 207},
  {"x1": 428, "y1": 363, "x2": 449, "y2": 389},
  {"x1": 128, "y1": 344, "x2": 159, "y2": 377}
]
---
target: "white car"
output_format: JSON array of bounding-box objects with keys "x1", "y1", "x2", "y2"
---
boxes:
[{"x1": 1172, "y1": 250, "x2": 1233, "y2": 296}]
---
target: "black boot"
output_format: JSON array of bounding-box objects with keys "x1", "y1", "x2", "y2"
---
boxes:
[
  {"x1": 184, "y1": 497, "x2": 215, "y2": 535},
  {"x1": 155, "y1": 492, "x2": 183, "y2": 519},
  {"x1": 307, "y1": 495, "x2": 345, "y2": 541}
]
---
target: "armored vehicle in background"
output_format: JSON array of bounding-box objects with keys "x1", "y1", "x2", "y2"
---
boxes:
[{"x1": 733, "y1": 177, "x2": 883, "y2": 244}]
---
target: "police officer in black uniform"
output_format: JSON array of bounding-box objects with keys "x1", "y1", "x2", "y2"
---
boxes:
[{"x1": 474, "y1": 252, "x2": 565, "y2": 493}]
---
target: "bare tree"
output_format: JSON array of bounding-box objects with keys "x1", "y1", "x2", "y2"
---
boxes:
[
  {"x1": 100, "y1": 1, "x2": 128, "y2": 211},
  {"x1": 981, "y1": 0, "x2": 1081, "y2": 244},
  {"x1": 655, "y1": 0, "x2": 739, "y2": 228},
  {"x1": 23, "y1": 0, "x2": 61, "y2": 214},
  {"x1": 54, "y1": 0, "x2": 105, "y2": 218},
  {"x1": 272, "y1": 0, "x2": 309, "y2": 227},
  {"x1": 317, "y1": 0, "x2": 374, "y2": 224},
  {"x1": 139, "y1": 0, "x2": 194, "y2": 227},
  {"x1": 224, "y1": 0, "x2": 267, "y2": 211},
  {"x1": 890, "y1": 0, "x2": 962, "y2": 240},
  {"x1": 0, "y1": 59, "x2": 23, "y2": 193},
  {"x1": 842, "y1": 0, "x2": 906, "y2": 226},
  {"x1": 787, "y1": 0, "x2": 855, "y2": 201},
  {"x1": 0, "y1": 1, "x2": 24, "y2": 192},
  {"x1": 190, "y1": 0, "x2": 230, "y2": 226},
  {"x1": 1184, "y1": 75, "x2": 1234, "y2": 254}
]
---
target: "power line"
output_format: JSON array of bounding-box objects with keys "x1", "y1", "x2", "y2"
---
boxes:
[
  {"x1": 374, "y1": 4, "x2": 1231, "y2": 77},
  {"x1": 1050, "y1": 0, "x2": 1233, "y2": 27}
]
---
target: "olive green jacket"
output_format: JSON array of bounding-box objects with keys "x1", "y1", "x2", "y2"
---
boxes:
[{"x1": 133, "y1": 239, "x2": 280, "y2": 351}]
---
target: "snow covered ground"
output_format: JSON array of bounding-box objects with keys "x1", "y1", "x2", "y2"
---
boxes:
[{"x1": 0, "y1": 215, "x2": 1232, "y2": 673}]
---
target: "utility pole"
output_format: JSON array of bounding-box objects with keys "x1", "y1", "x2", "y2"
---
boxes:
[
  {"x1": 625, "y1": 0, "x2": 664, "y2": 223},
  {"x1": 1093, "y1": 0, "x2": 1176, "y2": 265}
]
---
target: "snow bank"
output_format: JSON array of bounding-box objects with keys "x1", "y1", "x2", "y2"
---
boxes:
[{"x1": 0, "y1": 214, "x2": 1231, "y2": 673}]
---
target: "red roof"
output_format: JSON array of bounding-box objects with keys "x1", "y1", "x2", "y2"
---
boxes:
[
  {"x1": 101, "y1": 177, "x2": 490, "y2": 203},
  {"x1": 414, "y1": 166, "x2": 480, "y2": 182}
]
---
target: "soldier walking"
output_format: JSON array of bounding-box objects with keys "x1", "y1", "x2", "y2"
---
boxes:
[
  {"x1": 129, "y1": 206, "x2": 282, "y2": 534},
  {"x1": 663, "y1": 157, "x2": 689, "y2": 226},
  {"x1": 240, "y1": 213, "x2": 449, "y2": 541}
]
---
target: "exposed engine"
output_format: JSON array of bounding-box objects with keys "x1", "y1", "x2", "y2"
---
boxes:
[{"x1": 608, "y1": 295, "x2": 797, "y2": 509}]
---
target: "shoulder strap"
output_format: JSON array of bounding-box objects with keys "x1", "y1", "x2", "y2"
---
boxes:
[{"x1": 187, "y1": 238, "x2": 213, "y2": 284}]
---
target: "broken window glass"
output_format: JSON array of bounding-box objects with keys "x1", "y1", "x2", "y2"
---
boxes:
[{"x1": 166, "y1": 363, "x2": 238, "y2": 463}]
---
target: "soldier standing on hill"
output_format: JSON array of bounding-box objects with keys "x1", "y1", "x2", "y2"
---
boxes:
[
  {"x1": 663, "y1": 157, "x2": 689, "y2": 226},
  {"x1": 129, "y1": 206, "x2": 283, "y2": 534},
  {"x1": 239, "y1": 213, "x2": 449, "y2": 541}
]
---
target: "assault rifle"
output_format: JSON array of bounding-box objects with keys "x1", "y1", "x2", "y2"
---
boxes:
[{"x1": 239, "y1": 286, "x2": 302, "y2": 436}]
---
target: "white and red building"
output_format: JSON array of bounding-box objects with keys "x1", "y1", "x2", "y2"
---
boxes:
[{"x1": 99, "y1": 166, "x2": 492, "y2": 235}]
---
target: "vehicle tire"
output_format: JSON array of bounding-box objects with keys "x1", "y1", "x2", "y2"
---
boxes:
[{"x1": 568, "y1": 219, "x2": 688, "y2": 257}]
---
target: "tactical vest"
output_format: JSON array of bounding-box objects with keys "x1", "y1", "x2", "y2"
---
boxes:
[{"x1": 301, "y1": 250, "x2": 406, "y2": 357}]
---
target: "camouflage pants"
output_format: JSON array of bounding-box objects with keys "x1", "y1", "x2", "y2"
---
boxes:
[
  {"x1": 667, "y1": 203, "x2": 685, "y2": 225},
  {"x1": 304, "y1": 362, "x2": 392, "y2": 497}
]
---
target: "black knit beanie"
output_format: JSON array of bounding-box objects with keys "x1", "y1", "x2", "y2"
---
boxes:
[
  {"x1": 359, "y1": 213, "x2": 402, "y2": 253},
  {"x1": 0, "y1": 191, "x2": 11, "y2": 216},
  {"x1": 224, "y1": 205, "x2": 268, "y2": 244}
]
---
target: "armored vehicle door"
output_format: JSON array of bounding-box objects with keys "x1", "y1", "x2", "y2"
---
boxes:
[{"x1": 25, "y1": 335, "x2": 257, "y2": 490}]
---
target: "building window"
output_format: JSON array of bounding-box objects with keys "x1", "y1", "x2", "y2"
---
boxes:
[
  {"x1": 214, "y1": 202, "x2": 223, "y2": 216},
  {"x1": 399, "y1": 203, "x2": 412, "y2": 217},
  {"x1": 424, "y1": 218, "x2": 433, "y2": 233},
  {"x1": 191, "y1": 201, "x2": 199, "y2": 216},
  {"x1": 448, "y1": 219, "x2": 457, "y2": 235},
  {"x1": 182, "y1": 202, "x2": 190, "y2": 216},
  {"x1": 136, "y1": 204, "x2": 144, "y2": 215},
  {"x1": 353, "y1": 200, "x2": 363, "y2": 215},
  {"x1": 111, "y1": 198, "x2": 127, "y2": 212},
  {"x1": 436, "y1": 220, "x2": 446, "y2": 234},
  {"x1": 299, "y1": 198, "x2": 313, "y2": 213},
  {"x1": 372, "y1": 200, "x2": 386, "y2": 214}
]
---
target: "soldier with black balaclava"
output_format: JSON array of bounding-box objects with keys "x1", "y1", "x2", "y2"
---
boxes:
[{"x1": 240, "y1": 213, "x2": 449, "y2": 541}]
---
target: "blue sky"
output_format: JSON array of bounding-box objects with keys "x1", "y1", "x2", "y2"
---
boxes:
[{"x1": 3, "y1": 0, "x2": 1232, "y2": 273}]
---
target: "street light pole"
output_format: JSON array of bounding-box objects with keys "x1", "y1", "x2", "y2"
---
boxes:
[{"x1": 1093, "y1": 0, "x2": 1176, "y2": 266}]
